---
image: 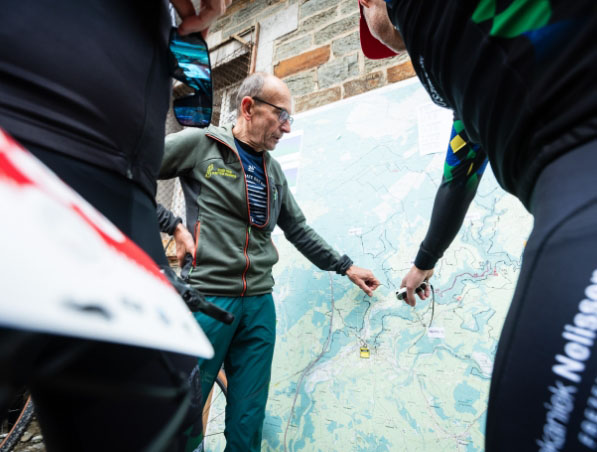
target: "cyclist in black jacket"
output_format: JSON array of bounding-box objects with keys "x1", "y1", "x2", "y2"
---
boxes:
[
  {"x1": 359, "y1": 0, "x2": 597, "y2": 450},
  {"x1": 0, "y1": 1, "x2": 229, "y2": 450}
]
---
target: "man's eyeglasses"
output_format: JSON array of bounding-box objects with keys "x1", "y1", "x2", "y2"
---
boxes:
[
  {"x1": 252, "y1": 97, "x2": 294, "y2": 125},
  {"x1": 169, "y1": 28, "x2": 213, "y2": 128}
]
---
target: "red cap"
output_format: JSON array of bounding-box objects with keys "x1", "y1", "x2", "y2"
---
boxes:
[{"x1": 358, "y1": 1, "x2": 398, "y2": 60}]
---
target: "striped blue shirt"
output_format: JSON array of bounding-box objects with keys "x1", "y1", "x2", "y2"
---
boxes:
[{"x1": 235, "y1": 139, "x2": 267, "y2": 226}]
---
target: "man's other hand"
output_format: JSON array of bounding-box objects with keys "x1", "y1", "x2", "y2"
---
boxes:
[
  {"x1": 173, "y1": 222, "x2": 195, "y2": 267},
  {"x1": 400, "y1": 266, "x2": 434, "y2": 307},
  {"x1": 346, "y1": 265, "x2": 381, "y2": 297}
]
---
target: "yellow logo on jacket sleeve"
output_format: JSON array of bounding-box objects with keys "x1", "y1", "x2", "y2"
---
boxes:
[{"x1": 205, "y1": 163, "x2": 237, "y2": 179}]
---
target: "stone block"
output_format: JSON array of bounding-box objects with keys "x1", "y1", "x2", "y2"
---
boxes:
[
  {"x1": 297, "y1": 8, "x2": 338, "y2": 34},
  {"x1": 387, "y1": 60, "x2": 416, "y2": 83},
  {"x1": 234, "y1": 0, "x2": 270, "y2": 25},
  {"x1": 295, "y1": 87, "x2": 341, "y2": 112},
  {"x1": 256, "y1": 2, "x2": 292, "y2": 26},
  {"x1": 276, "y1": 29, "x2": 301, "y2": 44},
  {"x1": 274, "y1": 45, "x2": 331, "y2": 78},
  {"x1": 284, "y1": 70, "x2": 317, "y2": 96},
  {"x1": 317, "y1": 53, "x2": 358, "y2": 89},
  {"x1": 300, "y1": 0, "x2": 338, "y2": 20},
  {"x1": 222, "y1": 1, "x2": 295, "y2": 40},
  {"x1": 221, "y1": 19, "x2": 254, "y2": 41},
  {"x1": 211, "y1": 15, "x2": 233, "y2": 33},
  {"x1": 332, "y1": 31, "x2": 359, "y2": 57},
  {"x1": 340, "y1": 0, "x2": 358, "y2": 16},
  {"x1": 256, "y1": 4, "x2": 300, "y2": 73},
  {"x1": 314, "y1": 13, "x2": 359, "y2": 46},
  {"x1": 224, "y1": 0, "x2": 255, "y2": 17},
  {"x1": 274, "y1": 35, "x2": 312, "y2": 63},
  {"x1": 343, "y1": 71, "x2": 384, "y2": 98},
  {"x1": 363, "y1": 51, "x2": 407, "y2": 72}
]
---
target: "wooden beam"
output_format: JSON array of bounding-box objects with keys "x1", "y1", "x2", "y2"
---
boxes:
[{"x1": 249, "y1": 23, "x2": 260, "y2": 74}]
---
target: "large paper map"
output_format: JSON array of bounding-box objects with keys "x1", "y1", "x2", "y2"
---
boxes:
[{"x1": 208, "y1": 78, "x2": 533, "y2": 451}]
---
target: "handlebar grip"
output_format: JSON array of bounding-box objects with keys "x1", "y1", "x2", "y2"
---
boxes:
[
  {"x1": 180, "y1": 253, "x2": 193, "y2": 281},
  {"x1": 395, "y1": 281, "x2": 429, "y2": 301},
  {"x1": 188, "y1": 298, "x2": 234, "y2": 325},
  {"x1": 160, "y1": 266, "x2": 235, "y2": 325}
]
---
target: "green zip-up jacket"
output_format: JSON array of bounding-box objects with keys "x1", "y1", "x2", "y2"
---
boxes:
[{"x1": 159, "y1": 125, "x2": 353, "y2": 297}]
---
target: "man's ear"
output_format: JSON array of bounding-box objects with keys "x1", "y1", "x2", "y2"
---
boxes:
[
  {"x1": 360, "y1": 0, "x2": 372, "y2": 9},
  {"x1": 239, "y1": 96, "x2": 254, "y2": 120}
]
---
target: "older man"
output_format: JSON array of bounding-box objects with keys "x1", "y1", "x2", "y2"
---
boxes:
[{"x1": 159, "y1": 72, "x2": 380, "y2": 451}]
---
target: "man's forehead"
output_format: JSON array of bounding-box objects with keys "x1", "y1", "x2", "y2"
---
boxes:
[{"x1": 262, "y1": 82, "x2": 292, "y2": 110}]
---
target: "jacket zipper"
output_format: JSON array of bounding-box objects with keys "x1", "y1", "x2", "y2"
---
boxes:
[
  {"x1": 206, "y1": 133, "x2": 272, "y2": 296},
  {"x1": 261, "y1": 155, "x2": 271, "y2": 225},
  {"x1": 240, "y1": 225, "x2": 251, "y2": 296}
]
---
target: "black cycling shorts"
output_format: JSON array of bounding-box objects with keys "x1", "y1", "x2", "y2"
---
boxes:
[{"x1": 486, "y1": 138, "x2": 597, "y2": 451}]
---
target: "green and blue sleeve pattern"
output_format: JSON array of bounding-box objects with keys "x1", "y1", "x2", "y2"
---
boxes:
[
  {"x1": 443, "y1": 119, "x2": 488, "y2": 190},
  {"x1": 414, "y1": 120, "x2": 488, "y2": 269}
]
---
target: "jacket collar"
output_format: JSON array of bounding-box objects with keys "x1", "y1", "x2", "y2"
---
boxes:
[
  {"x1": 206, "y1": 124, "x2": 236, "y2": 149},
  {"x1": 206, "y1": 123, "x2": 271, "y2": 163}
]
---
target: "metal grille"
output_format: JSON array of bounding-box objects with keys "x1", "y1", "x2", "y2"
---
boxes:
[
  {"x1": 157, "y1": 29, "x2": 255, "y2": 261},
  {"x1": 211, "y1": 33, "x2": 255, "y2": 126}
]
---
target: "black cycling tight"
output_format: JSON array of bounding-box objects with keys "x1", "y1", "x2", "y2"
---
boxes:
[{"x1": 486, "y1": 139, "x2": 597, "y2": 451}]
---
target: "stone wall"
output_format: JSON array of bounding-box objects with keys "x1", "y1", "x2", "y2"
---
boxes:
[{"x1": 204, "y1": 0, "x2": 416, "y2": 113}]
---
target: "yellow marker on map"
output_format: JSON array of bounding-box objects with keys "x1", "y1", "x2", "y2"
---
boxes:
[{"x1": 360, "y1": 347, "x2": 370, "y2": 359}]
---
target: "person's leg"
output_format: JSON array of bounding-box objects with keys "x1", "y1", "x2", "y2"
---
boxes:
[
  {"x1": 486, "y1": 140, "x2": 597, "y2": 451},
  {"x1": 223, "y1": 294, "x2": 276, "y2": 452},
  {"x1": 0, "y1": 329, "x2": 203, "y2": 452},
  {"x1": 194, "y1": 296, "x2": 243, "y2": 411}
]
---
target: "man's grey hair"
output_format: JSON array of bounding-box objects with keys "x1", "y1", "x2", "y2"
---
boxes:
[{"x1": 234, "y1": 72, "x2": 271, "y2": 116}]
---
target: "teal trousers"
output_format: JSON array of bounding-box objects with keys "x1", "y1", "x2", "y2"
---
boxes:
[{"x1": 195, "y1": 294, "x2": 276, "y2": 452}]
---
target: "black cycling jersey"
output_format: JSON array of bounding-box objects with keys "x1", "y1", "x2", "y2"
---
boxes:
[
  {"x1": 387, "y1": 0, "x2": 596, "y2": 208},
  {"x1": 385, "y1": 0, "x2": 597, "y2": 270},
  {"x1": 0, "y1": 0, "x2": 171, "y2": 198}
]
